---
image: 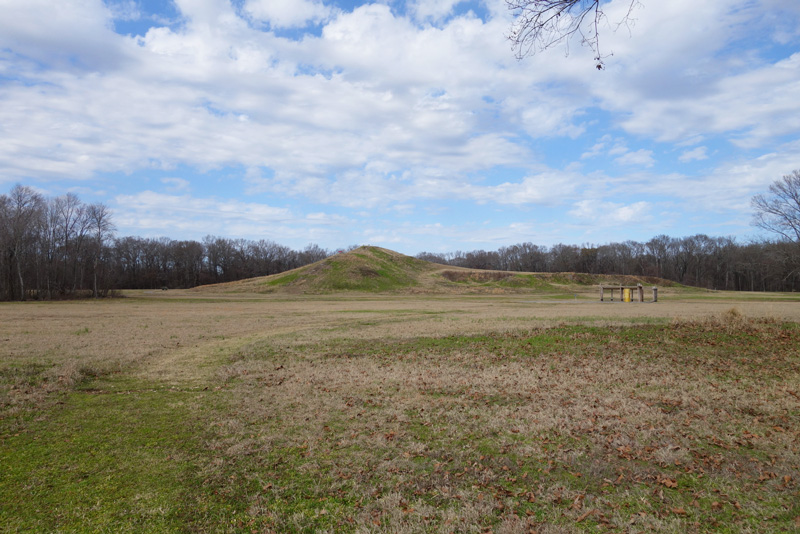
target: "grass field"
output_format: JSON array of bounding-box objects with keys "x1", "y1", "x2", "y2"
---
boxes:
[{"x1": 2, "y1": 290, "x2": 800, "y2": 533}]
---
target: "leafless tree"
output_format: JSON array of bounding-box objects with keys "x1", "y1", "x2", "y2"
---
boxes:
[
  {"x1": 2, "y1": 185, "x2": 45, "y2": 300},
  {"x1": 506, "y1": 0, "x2": 640, "y2": 69},
  {"x1": 0, "y1": 194, "x2": 11, "y2": 299},
  {"x1": 752, "y1": 170, "x2": 800, "y2": 278},
  {"x1": 752, "y1": 170, "x2": 800, "y2": 243},
  {"x1": 87, "y1": 203, "x2": 115, "y2": 298}
]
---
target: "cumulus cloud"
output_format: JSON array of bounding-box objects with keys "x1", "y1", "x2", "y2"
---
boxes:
[
  {"x1": 569, "y1": 200, "x2": 652, "y2": 227},
  {"x1": 112, "y1": 191, "x2": 348, "y2": 241},
  {"x1": 613, "y1": 52, "x2": 800, "y2": 148},
  {"x1": 588, "y1": 0, "x2": 800, "y2": 148},
  {"x1": 670, "y1": 139, "x2": 800, "y2": 211},
  {"x1": 0, "y1": 0, "x2": 799, "y2": 248},
  {"x1": 408, "y1": 0, "x2": 463, "y2": 23},
  {"x1": 117, "y1": 191, "x2": 291, "y2": 222},
  {"x1": 243, "y1": 0, "x2": 331, "y2": 28},
  {"x1": 106, "y1": 0, "x2": 141, "y2": 21},
  {"x1": 0, "y1": 0, "x2": 129, "y2": 69}
]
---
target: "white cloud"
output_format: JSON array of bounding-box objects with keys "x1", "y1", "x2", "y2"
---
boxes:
[
  {"x1": 466, "y1": 171, "x2": 580, "y2": 206},
  {"x1": 172, "y1": 0, "x2": 240, "y2": 28},
  {"x1": 603, "y1": 139, "x2": 800, "y2": 214},
  {"x1": 408, "y1": 0, "x2": 463, "y2": 23},
  {"x1": 1, "y1": 0, "x2": 799, "y2": 249},
  {"x1": 678, "y1": 146, "x2": 708, "y2": 162},
  {"x1": 581, "y1": 142, "x2": 605, "y2": 160},
  {"x1": 106, "y1": 0, "x2": 141, "y2": 22},
  {"x1": 0, "y1": 0, "x2": 128, "y2": 69},
  {"x1": 613, "y1": 52, "x2": 800, "y2": 148},
  {"x1": 243, "y1": 0, "x2": 331, "y2": 29},
  {"x1": 614, "y1": 149, "x2": 655, "y2": 167},
  {"x1": 675, "y1": 139, "x2": 800, "y2": 211},
  {"x1": 608, "y1": 143, "x2": 629, "y2": 157},
  {"x1": 117, "y1": 191, "x2": 291, "y2": 222},
  {"x1": 161, "y1": 177, "x2": 190, "y2": 192},
  {"x1": 111, "y1": 191, "x2": 333, "y2": 241},
  {"x1": 587, "y1": 1, "x2": 800, "y2": 148},
  {"x1": 569, "y1": 200, "x2": 652, "y2": 227}
]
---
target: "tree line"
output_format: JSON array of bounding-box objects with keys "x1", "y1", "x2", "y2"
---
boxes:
[
  {"x1": 3, "y1": 181, "x2": 800, "y2": 300},
  {"x1": 416, "y1": 236, "x2": 800, "y2": 292},
  {"x1": 0, "y1": 185, "x2": 329, "y2": 301},
  {"x1": 420, "y1": 171, "x2": 800, "y2": 292},
  {"x1": 1, "y1": 185, "x2": 114, "y2": 301}
]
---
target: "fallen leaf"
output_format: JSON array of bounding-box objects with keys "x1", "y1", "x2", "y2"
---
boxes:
[
  {"x1": 671, "y1": 507, "x2": 687, "y2": 516},
  {"x1": 660, "y1": 477, "x2": 678, "y2": 489},
  {"x1": 576, "y1": 509, "x2": 598, "y2": 522}
]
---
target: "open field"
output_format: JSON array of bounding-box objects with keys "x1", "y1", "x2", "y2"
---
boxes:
[{"x1": 2, "y1": 290, "x2": 800, "y2": 533}]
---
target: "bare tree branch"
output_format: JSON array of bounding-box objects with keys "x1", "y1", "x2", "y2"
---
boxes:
[
  {"x1": 506, "y1": 0, "x2": 640, "y2": 69},
  {"x1": 752, "y1": 170, "x2": 800, "y2": 243}
]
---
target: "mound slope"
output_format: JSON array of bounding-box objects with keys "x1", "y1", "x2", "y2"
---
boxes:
[{"x1": 196, "y1": 246, "x2": 679, "y2": 295}]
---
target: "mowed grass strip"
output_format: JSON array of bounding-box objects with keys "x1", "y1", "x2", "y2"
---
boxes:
[{"x1": 2, "y1": 311, "x2": 800, "y2": 532}]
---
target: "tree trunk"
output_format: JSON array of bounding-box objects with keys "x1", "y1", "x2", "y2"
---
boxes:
[{"x1": 15, "y1": 250, "x2": 25, "y2": 301}]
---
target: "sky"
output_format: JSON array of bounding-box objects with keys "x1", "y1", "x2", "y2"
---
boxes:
[{"x1": 1, "y1": 0, "x2": 799, "y2": 255}]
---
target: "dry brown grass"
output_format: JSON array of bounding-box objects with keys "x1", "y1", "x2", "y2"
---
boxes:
[
  {"x1": 3, "y1": 293, "x2": 799, "y2": 411},
  {"x1": 2, "y1": 291, "x2": 800, "y2": 532},
  {"x1": 210, "y1": 310, "x2": 799, "y2": 531}
]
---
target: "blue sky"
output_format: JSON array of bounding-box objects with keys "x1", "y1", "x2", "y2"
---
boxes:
[{"x1": 1, "y1": 0, "x2": 799, "y2": 254}]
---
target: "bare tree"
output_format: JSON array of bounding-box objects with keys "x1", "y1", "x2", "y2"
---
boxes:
[
  {"x1": 506, "y1": 0, "x2": 640, "y2": 68},
  {"x1": 752, "y1": 170, "x2": 800, "y2": 280},
  {"x1": 3, "y1": 185, "x2": 45, "y2": 300},
  {"x1": 87, "y1": 203, "x2": 115, "y2": 298},
  {"x1": 54, "y1": 193, "x2": 93, "y2": 293},
  {"x1": 752, "y1": 170, "x2": 800, "y2": 243},
  {"x1": 0, "y1": 193, "x2": 11, "y2": 299}
]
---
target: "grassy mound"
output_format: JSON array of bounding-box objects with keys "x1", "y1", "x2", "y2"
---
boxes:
[
  {"x1": 197, "y1": 246, "x2": 682, "y2": 296},
  {"x1": 206, "y1": 246, "x2": 437, "y2": 294},
  {"x1": 272, "y1": 246, "x2": 435, "y2": 292}
]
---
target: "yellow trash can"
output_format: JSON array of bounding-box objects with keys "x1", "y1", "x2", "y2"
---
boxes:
[{"x1": 623, "y1": 288, "x2": 631, "y2": 302}]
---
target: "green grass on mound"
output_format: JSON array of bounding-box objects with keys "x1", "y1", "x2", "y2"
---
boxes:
[
  {"x1": 259, "y1": 246, "x2": 435, "y2": 293},
  {"x1": 198, "y1": 246, "x2": 684, "y2": 296}
]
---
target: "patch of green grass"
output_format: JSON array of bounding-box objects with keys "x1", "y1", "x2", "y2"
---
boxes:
[
  {"x1": 316, "y1": 253, "x2": 425, "y2": 293},
  {"x1": 0, "y1": 361, "x2": 53, "y2": 388},
  {"x1": 263, "y1": 270, "x2": 302, "y2": 287},
  {"x1": 498, "y1": 273, "x2": 556, "y2": 289},
  {"x1": 0, "y1": 377, "x2": 269, "y2": 533}
]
